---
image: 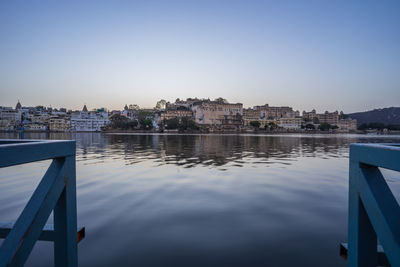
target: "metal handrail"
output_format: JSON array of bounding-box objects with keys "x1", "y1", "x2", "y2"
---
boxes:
[
  {"x1": 0, "y1": 139, "x2": 83, "y2": 267},
  {"x1": 341, "y1": 143, "x2": 400, "y2": 267}
]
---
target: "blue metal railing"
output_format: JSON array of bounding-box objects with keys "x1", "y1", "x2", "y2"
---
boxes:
[
  {"x1": 341, "y1": 143, "x2": 400, "y2": 267},
  {"x1": 0, "y1": 139, "x2": 84, "y2": 267}
]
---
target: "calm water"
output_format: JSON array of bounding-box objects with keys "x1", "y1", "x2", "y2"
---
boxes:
[{"x1": 1, "y1": 133, "x2": 400, "y2": 267}]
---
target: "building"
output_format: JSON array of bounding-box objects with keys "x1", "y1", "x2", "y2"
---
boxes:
[
  {"x1": 337, "y1": 118, "x2": 358, "y2": 131},
  {"x1": 191, "y1": 100, "x2": 243, "y2": 129},
  {"x1": 243, "y1": 108, "x2": 262, "y2": 127},
  {"x1": 242, "y1": 108, "x2": 275, "y2": 128},
  {"x1": 278, "y1": 117, "x2": 302, "y2": 129},
  {"x1": 303, "y1": 110, "x2": 339, "y2": 125},
  {"x1": 302, "y1": 109, "x2": 318, "y2": 122},
  {"x1": 243, "y1": 104, "x2": 299, "y2": 129},
  {"x1": 160, "y1": 109, "x2": 193, "y2": 121},
  {"x1": 0, "y1": 106, "x2": 21, "y2": 130},
  {"x1": 121, "y1": 105, "x2": 140, "y2": 120},
  {"x1": 29, "y1": 113, "x2": 51, "y2": 124},
  {"x1": 70, "y1": 105, "x2": 109, "y2": 132},
  {"x1": 317, "y1": 111, "x2": 339, "y2": 125},
  {"x1": 24, "y1": 123, "x2": 47, "y2": 131},
  {"x1": 160, "y1": 103, "x2": 193, "y2": 122},
  {"x1": 49, "y1": 117, "x2": 71, "y2": 132},
  {"x1": 254, "y1": 104, "x2": 296, "y2": 119}
]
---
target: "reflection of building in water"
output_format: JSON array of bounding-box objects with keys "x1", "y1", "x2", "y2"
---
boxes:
[
  {"x1": 73, "y1": 133, "x2": 108, "y2": 159},
  {"x1": 98, "y1": 134, "x2": 359, "y2": 167},
  {"x1": 1, "y1": 132, "x2": 382, "y2": 167}
]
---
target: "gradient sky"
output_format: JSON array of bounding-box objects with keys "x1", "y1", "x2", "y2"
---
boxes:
[{"x1": 0, "y1": 0, "x2": 399, "y2": 113}]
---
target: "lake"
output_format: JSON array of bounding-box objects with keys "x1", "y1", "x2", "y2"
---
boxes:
[{"x1": 1, "y1": 133, "x2": 400, "y2": 266}]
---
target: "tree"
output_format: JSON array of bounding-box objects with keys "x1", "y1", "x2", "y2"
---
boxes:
[
  {"x1": 312, "y1": 117, "x2": 320, "y2": 124},
  {"x1": 358, "y1": 123, "x2": 368, "y2": 130},
  {"x1": 129, "y1": 104, "x2": 140, "y2": 110},
  {"x1": 250, "y1": 121, "x2": 261, "y2": 128},
  {"x1": 305, "y1": 123, "x2": 315, "y2": 130},
  {"x1": 139, "y1": 118, "x2": 153, "y2": 129},
  {"x1": 268, "y1": 122, "x2": 278, "y2": 130},
  {"x1": 368, "y1": 122, "x2": 385, "y2": 130},
  {"x1": 358, "y1": 122, "x2": 385, "y2": 130},
  {"x1": 110, "y1": 114, "x2": 128, "y2": 123},
  {"x1": 179, "y1": 117, "x2": 198, "y2": 131},
  {"x1": 155, "y1": 99, "x2": 167, "y2": 110},
  {"x1": 214, "y1": 97, "x2": 228, "y2": 104},
  {"x1": 109, "y1": 114, "x2": 138, "y2": 130},
  {"x1": 318, "y1": 123, "x2": 332, "y2": 131},
  {"x1": 137, "y1": 111, "x2": 154, "y2": 129},
  {"x1": 165, "y1": 118, "x2": 179, "y2": 129},
  {"x1": 388, "y1": 124, "x2": 400, "y2": 130}
]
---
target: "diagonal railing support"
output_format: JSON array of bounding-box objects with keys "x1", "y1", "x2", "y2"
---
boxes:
[
  {"x1": 0, "y1": 140, "x2": 83, "y2": 267},
  {"x1": 343, "y1": 143, "x2": 400, "y2": 267}
]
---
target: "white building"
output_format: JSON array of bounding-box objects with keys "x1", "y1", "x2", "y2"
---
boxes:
[
  {"x1": 70, "y1": 105, "x2": 109, "y2": 132},
  {"x1": 191, "y1": 100, "x2": 243, "y2": 127},
  {"x1": 278, "y1": 117, "x2": 302, "y2": 129},
  {"x1": 337, "y1": 118, "x2": 358, "y2": 131},
  {"x1": 0, "y1": 106, "x2": 21, "y2": 130},
  {"x1": 24, "y1": 123, "x2": 47, "y2": 131},
  {"x1": 49, "y1": 117, "x2": 71, "y2": 132}
]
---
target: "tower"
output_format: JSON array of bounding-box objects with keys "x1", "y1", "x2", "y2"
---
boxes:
[{"x1": 15, "y1": 100, "x2": 22, "y2": 110}]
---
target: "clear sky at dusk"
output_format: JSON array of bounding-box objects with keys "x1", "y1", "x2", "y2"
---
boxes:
[{"x1": 0, "y1": 0, "x2": 399, "y2": 113}]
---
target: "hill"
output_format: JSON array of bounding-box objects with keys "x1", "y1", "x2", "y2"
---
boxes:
[{"x1": 348, "y1": 107, "x2": 400, "y2": 125}]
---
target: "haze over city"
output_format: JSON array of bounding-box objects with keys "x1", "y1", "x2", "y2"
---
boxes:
[{"x1": 1, "y1": 0, "x2": 399, "y2": 113}]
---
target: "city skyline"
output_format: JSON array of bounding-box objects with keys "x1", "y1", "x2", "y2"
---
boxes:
[
  {"x1": 1, "y1": 1, "x2": 400, "y2": 113},
  {"x1": 2, "y1": 98, "x2": 397, "y2": 114}
]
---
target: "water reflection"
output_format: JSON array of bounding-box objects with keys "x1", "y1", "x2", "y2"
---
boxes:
[
  {"x1": 2, "y1": 132, "x2": 399, "y2": 169},
  {"x1": 1, "y1": 132, "x2": 400, "y2": 267}
]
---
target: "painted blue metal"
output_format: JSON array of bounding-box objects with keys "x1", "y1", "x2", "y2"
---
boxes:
[
  {"x1": 0, "y1": 223, "x2": 85, "y2": 243},
  {"x1": 0, "y1": 139, "x2": 80, "y2": 267},
  {"x1": 347, "y1": 143, "x2": 400, "y2": 267},
  {"x1": 0, "y1": 139, "x2": 75, "y2": 168}
]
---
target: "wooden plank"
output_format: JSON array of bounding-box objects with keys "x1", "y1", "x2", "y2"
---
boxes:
[
  {"x1": 340, "y1": 243, "x2": 389, "y2": 266},
  {"x1": 350, "y1": 143, "x2": 400, "y2": 172},
  {"x1": 0, "y1": 223, "x2": 85, "y2": 243},
  {"x1": 0, "y1": 140, "x2": 75, "y2": 168},
  {"x1": 0, "y1": 158, "x2": 66, "y2": 266}
]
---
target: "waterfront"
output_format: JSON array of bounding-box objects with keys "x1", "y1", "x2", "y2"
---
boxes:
[{"x1": 1, "y1": 133, "x2": 400, "y2": 266}]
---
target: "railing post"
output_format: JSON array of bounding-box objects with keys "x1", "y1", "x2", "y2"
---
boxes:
[
  {"x1": 54, "y1": 155, "x2": 78, "y2": 267},
  {"x1": 347, "y1": 159, "x2": 377, "y2": 267}
]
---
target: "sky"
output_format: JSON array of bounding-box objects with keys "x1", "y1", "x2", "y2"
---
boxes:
[{"x1": 0, "y1": 0, "x2": 399, "y2": 113}]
